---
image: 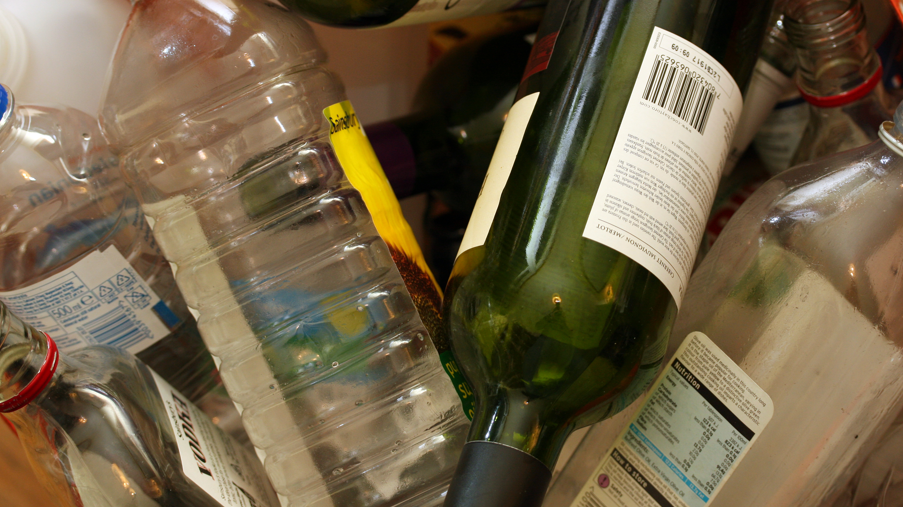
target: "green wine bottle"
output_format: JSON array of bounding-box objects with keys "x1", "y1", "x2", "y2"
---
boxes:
[
  {"x1": 442, "y1": 0, "x2": 773, "y2": 505},
  {"x1": 278, "y1": 0, "x2": 543, "y2": 27},
  {"x1": 370, "y1": 27, "x2": 534, "y2": 210}
]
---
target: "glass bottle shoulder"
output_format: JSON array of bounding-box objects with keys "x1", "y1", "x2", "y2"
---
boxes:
[
  {"x1": 22, "y1": 347, "x2": 223, "y2": 506},
  {"x1": 678, "y1": 142, "x2": 903, "y2": 351}
]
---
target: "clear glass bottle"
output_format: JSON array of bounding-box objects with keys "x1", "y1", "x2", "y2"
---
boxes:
[
  {"x1": 544, "y1": 95, "x2": 903, "y2": 507},
  {"x1": 99, "y1": 1, "x2": 469, "y2": 506},
  {"x1": 788, "y1": 0, "x2": 895, "y2": 166},
  {"x1": 0, "y1": 84, "x2": 240, "y2": 437},
  {"x1": 0, "y1": 301, "x2": 279, "y2": 507}
]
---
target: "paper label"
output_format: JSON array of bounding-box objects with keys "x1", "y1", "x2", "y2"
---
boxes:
[
  {"x1": 386, "y1": 0, "x2": 522, "y2": 27},
  {"x1": 0, "y1": 248, "x2": 173, "y2": 354},
  {"x1": 568, "y1": 332, "x2": 773, "y2": 507},
  {"x1": 150, "y1": 368, "x2": 278, "y2": 507},
  {"x1": 582, "y1": 27, "x2": 743, "y2": 307},
  {"x1": 456, "y1": 91, "x2": 539, "y2": 258}
]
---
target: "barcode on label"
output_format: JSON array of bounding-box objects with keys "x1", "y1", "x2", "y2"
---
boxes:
[
  {"x1": 82, "y1": 303, "x2": 148, "y2": 349},
  {"x1": 642, "y1": 55, "x2": 715, "y2": 134}
]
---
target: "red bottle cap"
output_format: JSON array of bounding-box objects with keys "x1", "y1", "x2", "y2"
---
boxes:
[
  {"x1": 799, "y1": 65, "x2": 883, "y2": 108},
  {"x1": 0, "y1": 333, "x2": 59, "y2": 413}
]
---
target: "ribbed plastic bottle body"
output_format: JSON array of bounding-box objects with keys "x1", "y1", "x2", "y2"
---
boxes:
[{"x1": 102, "y1": 2, "x2": 468, "y2": 505}]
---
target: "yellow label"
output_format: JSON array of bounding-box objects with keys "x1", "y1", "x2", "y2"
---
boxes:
[
  {"x1": 324, "y1": 101, "x2": 474, "y2": 419},
  {"x1": 323, "y1": 101, "x2": 438, "y2": 291}
]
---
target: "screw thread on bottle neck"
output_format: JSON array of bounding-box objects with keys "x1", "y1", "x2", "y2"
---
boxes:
[{"x1": 785, "y1": 0, "x2": 882, "y2": 102}]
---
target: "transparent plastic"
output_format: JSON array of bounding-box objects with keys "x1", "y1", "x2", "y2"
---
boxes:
[
  {"x1": 826, "y1": 410, "x2": 903, "y2": 507},
  {"x1": 786, "y1": 0, "x2": 896, "y2": 166},
  {"x1": 100, "y1": 1, "x2": 468, "y2": 506},
  {"x1": 545, "y1": 101, "x2": 903, "y2": 507},
  {"x1": 0, "y1": 303, "x2": 278, "y2": 507},
  {"x1": 0, "y1": 85, "x2": 240, "y2": 437}
]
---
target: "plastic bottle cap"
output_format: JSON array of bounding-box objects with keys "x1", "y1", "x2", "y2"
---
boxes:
[
  {"x1": 0, "y1": 333, "x2": 59, "y2": 413},
  {"x1": 0, "y1": 6, "x2": 28, "y2": 93}
]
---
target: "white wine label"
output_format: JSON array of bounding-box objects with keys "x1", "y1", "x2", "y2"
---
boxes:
[
  {"x1": 150, "y1": 368, "x2": 279, "y2": 507},
  {"x1": 0, "y1": 248, "x2": 173, "y2": 354},
  {"x1": 457, "y1": 91, "x2": 540, "y2": 258},
  {"x1": 568, "y1": 332, "x2": 773, "y2": 507},
  {"x1": 386, "y1": 0, "x2": 523, "y2": 27},
  {"x1": 582, "y1": 27, "x2": 743, "y2": 307}
]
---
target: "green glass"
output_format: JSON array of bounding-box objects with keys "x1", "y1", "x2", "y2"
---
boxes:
[
  {"x1": 277, "y1": 0, "x2": 544, "y2": 27},
  {"x1": 278, "y1": 0, "x2": 418, "y2": 27},
  {"x1": 372, "y1": 27, "x2": 534, "y2": 211},
  {"x1": 442, "y1": 0, "x2": 773, "y2": 497}
]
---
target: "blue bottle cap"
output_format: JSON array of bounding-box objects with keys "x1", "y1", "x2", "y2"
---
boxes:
[{"x1": 0, "y1": 85, "x2": 9, "y2": 125}]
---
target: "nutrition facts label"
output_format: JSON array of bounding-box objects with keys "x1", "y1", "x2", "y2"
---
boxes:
[
  {"x1": 0, "y1": 248, "x2": 174, "y2": 354},
  {"x1": 569, "y1": 332, "x2": 772, "y2": 507}
]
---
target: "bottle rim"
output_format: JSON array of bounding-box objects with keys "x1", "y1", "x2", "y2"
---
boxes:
[
  {"x1": 797, "y1": 63, "x2": 881, "y2": 106},
  {"x1": 0, "y1": 333, "x2": 59, "y2": 413},
  {"x1": 784, "y1": 0, "x2": 863, "y2": 48}
]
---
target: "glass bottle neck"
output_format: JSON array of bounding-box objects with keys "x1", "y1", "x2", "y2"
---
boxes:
[
  {"x1": 785, "y1": 0, "x2": 880, "y2": 103},
  {"x1": 0, "y1": 303, "x2": 59, "y2": 413},
  {"x1": 468, "y1": 388, "x2": 573, "y2": 469}
]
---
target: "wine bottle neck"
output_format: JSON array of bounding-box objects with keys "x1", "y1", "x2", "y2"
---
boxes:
[
  {"x1": 467, "y1": 388, "x2": 573, "y2": 469},
  {"x1": 0, "y1": 303, "x2": 60, "y2": 413},
  {"x1": 366, "y1": 112, "x2": 458, "y2": 199}
]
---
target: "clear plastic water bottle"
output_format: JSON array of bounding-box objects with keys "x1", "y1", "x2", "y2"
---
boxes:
[
  {"x1": 100, "y1": 1, "x2": 469, "y2": 506},
  {"x1": 0, "y1": 84, "x2": 241, "y2": 439}
]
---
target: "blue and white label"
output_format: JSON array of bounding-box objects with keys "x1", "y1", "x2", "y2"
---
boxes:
[
  {"x1": 0, "y1": 247, "x2": 172, "y2": 354},
  {"x1": 569, "y1": 332, "x2": 772, "y2": 507}
]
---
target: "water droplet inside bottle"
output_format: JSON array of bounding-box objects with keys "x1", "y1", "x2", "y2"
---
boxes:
[
  {"x1": 552, "y1": 294, "x2": 562, "y2": 305},
  {"x1": 319, "y1": 419, "x2": 326, "y2": 425},
  {"x1": 332, "y1": 361, "x2": 339, "y2": 368},
  {"x1": 269, "y1": 384, "x2": 275, "y2": 390},
  {"x1": 332, "y1": 468, "x2": 343, "y2": 476},
  {"x1": 81, "y1": 132, "x2": 91, "y2": 140},
  {"x1": 395, "y1": 440, "x2": 402, "y2": 446},
  {"x1": 356, "y1": 305, "x2": 364, "y2": 312},
  {"x1": 355, "y1": 399, "x2": 364, "y2": 406},
  {"x1": 416, "y1": 333, "x2": 424, "y2": 341},
  {"x1": 391, "y1": 448, "x2": 398, "y2": 454}
]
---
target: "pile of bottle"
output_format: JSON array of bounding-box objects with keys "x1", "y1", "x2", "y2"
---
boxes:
[{"x1": 1, "y1": 0, "x2": 903, "y2": 507}]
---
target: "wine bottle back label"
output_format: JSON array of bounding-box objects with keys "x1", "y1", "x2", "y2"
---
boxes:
[
  {"x1": 568, "y1": 332, "x2": 773, "y2": 507},
  {"x1": 457, "y1": 91, "x2": 539, "y2": 258},
  {"x1": 149, "y1": 369, "x2": 279, "y2": 507},
  {"x1": 0, "y1": 247, "x2": 172, "y2": 354},
  {"x1": 582, "y1": 27, "x2": 743, "y2": 307}
]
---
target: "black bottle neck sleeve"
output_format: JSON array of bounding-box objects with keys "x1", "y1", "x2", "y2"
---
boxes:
[{"x1": 444, "y1": 441, "x2": 552, "y2": 507}]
